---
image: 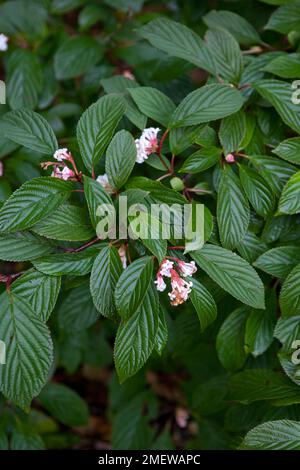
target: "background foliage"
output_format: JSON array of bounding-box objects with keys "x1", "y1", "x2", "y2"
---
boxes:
[{"x1": 1, "y1": 0, "x2": 300, "y2": 451}]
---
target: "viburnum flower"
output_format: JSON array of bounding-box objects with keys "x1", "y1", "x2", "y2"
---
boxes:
[
  {"x1": 51, "y1": 166, "x2": 75, "y2": 181},
  {"x1": 135, "y1": 127, "x2": 160, "y2": 163},
  {"x1": 155, "y1": 258, "x2": 197, "y2": 306},
  {"x1": 96, "y1": 174, "x2": 114, "y2": 194},
  {"x1": 154, "y1": 273, "x2": 167, "y2": 292},
  {"x1": 118, "y1": 245, "x2": 127, "y2": 269},
  {"x1": 159, "y1": 259, "x2": 174, "y2": 277},
  {"x1": 0, "y1": 162, "x2": 3, "y2": 177},
  {"x1": 0, "y1": 34, "x2": 8, "y2": 52},
  {"x1": 122, "y1": 69, "x2": 135, "y2": 80},
  {"x1": 168, "y1": 270, "x2": 193, "y2": 306},
  {"x1": 177, "y1": 260, "x2": 197, "y2": 277},
  {"x1": 53, "y1": 148, "x2": 71, "y2": 162}
]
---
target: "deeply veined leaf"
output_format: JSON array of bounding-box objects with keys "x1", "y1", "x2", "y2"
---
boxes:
[
  {"x1": 83, "y1": 175, "x2": 113, "y2": 229},
  {"x1": 90, "y1": 246, "x2": 123, "y2": 318},
  {"x1": 253, "y1": 80, "x2": 300, "y2": 134},
  {"x1": 219, "y1": 110, "x2": 246, "y2": 155},
  {"x1": 217, "y1": 165, "x2": 250, "y2": 250},
  {"x1": 254, "y1": 246, "x2": 300, "y2": 278},
  {"x1": 128, "y1": 87, "x2": 176, "y2": 127},
  {"x1": 0, "y1": 232, "x2": 53, "y2": 261},
  {"x1": 154, "y1": 307, "x2": 168, "y2": 356},
  {"x1": 58, "y1": 282, "x2": 99, "y2": 331},
  {"x1": 191, "y1": 244, "x2": 265, "y2": 309},
  {"x1": 139, "y1": 17, "x2": 215, "y2": 73},
  {"x1": 265, "y1": 1, "x2": 300, "y2": 34},
  {"x1": 278, "y1": 171, "x2": 300, "y2": 214},
  {"x1": 273, "y1": 137, "x2": 300, "y2": 164},
  {"x1": 33, "y1": 247, "x2": 100, "y2": 276},
  {"x1": 263, "y1": 53, "x2": 300, "y2": 78},
  {"x1": 105, "y1": 130, "x2": 137, "y2": 190},
  {"x1": 11, "y1": 269, "x2": 61, "y2": 322},
  {"x1": 114, "y1": 283, "x2": 159, "y2": 382},
  {"x1": 169, "y1": 84, "x2": 244, "y2": 128},
  {"x1": 249, "y1": 154, "x2": 296, "y2": 197},
  {"x1": 115, "y1": 256, "x2": 154, "y2": 319},
  {"x1": 239, "y1": 164, "x2": 275, "y2": 217},
  {"x1": 203, "y1": 10, "x2": 261, "y2": 45},
  {"x1": 179, "y1": 147, "x2": 221, "y2": 174},
  {"x1": 0, "y1": 109, "x2": 58, "y2": 154},
  {"x1": 241, "y1": 420, "x2": 300, "y2": 450},
  {"x1": 0, "y1": 292, "x2": 53, "y2": 411},
  {"x1": 280, "y1": 263, "x2": 300, "y2": 317},
  {"x1": 190, "y1": 278, "x2": 217, "y2": 332},
  {"x1": 236, "y1": 231, "x2": 268, "y2": 264},
  {"x1": 77, "y1": 94, "x2": 126, "y2": 171},
  {"x1": 0, "y1": 177, "x2": 73, "y2": 233},
  {"x1": 32, "y1": 204, "x2": 94, "y2": 241}
]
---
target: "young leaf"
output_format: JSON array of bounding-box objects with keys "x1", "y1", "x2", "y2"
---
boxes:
[
  {"x1": 0, "y1": 177, "x2": 73, "y2": 233},
  {"x1": 0, "y1": 109, "x2": 58, "y2": 154},
  {"x1": 105, "y1": 130, "x2": 137, "y2": 190},
  {"x1": 90, "y1": 246, "x2": 123, "y2": 318},
  {"x1": 77, "y1": 94, "x2": 126, "y2": 171},
  {"x1": 217, "y1": 165, "x2": 250, "y2": 250},
  {"x1": 191, "y1": 244, "x2": 265, "y2": 309},
  {"x1": 115, "y1": 256, "x2": 154, "y2": 319},
  {"x1": 169, "y1": 84, "x2": 244, "y2": 128},
  {"x1": 0, "y1": 292, "x2": 53, "y2": 411},
  {"x1": 114, "y1": 283, "x2": 159, "y2": 382},
  {"x1": 190, "y1": 278, "x2": 217, "y2": 332},
  {"x1": 128, "y1": 87, "x2": 175, "y2": 127}
]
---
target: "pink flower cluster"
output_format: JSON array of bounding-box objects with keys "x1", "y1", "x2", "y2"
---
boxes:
[
  {"x1": 154, "y1": 258, "x2": 197, "y2": 306},
  {"x1": 42, "y1": 148, "x2": 76, "y2": 181},
  {"x1": 135, "y1": 127, "x2": 160, "y2": 163}
]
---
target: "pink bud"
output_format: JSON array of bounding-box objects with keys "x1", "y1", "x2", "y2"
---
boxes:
[{"x1": 225, "y1": 153, "x2": 235, "y2": 163}]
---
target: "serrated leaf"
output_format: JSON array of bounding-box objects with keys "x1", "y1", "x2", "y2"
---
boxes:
[
  {"x1": 169, "y1": 84, "x2": 244, "y2": 128},
  {"x1": 33, "y1": 247, "x2": 100, "y2": 276},
  {"x1": 219, "y1": 110, "x2": 246, "y2": 154},
  {"x1": 239, "y1": 164, "x2": 275, "y2": 217},
  {"x1": 58, "y1": 282, "x2": 99, "y2": 331},
  {"x1": 154, "y1": 308, "x2": 168, "y2": 356},
  {"x1": 254, "y1": 246, "x2": 300, "y2": 278},
  {"x1": 38, "y1": 383, "x2": 88, "y2": 426},
  {"x1": 241, "y1": 420, "x2": 300, "y2": 450},
  {"x1": 250, "y1": 154, "x2": 296, "y2": 197},
  {"x1": 263, "y1": 53, "x2": 300, "y2": 78},
  {"x1": 77, "y1": 94, "x2": 126, "y2": 171},
  {"x1": 217, "y1": 165, "x2": 250, "y2": 250},
  {"x1": 128, "y1": 87, "x2": 175, "y2": 127},
  {"x1": 114, "y1": 283, "x2": 159, "y2": 382},
  {"x1": 191, "y1": 244, "x2": 265, "y2": 309},
  {"x1": 90, "y1": 246, "x2": 123, "y2": 318},
  {"x1": 273, "y1": 137, "x2": 300, "y2": 164},
  {"x1": 0, "y1": 109, "x2": 58, "y2": 154},
  {"x1": 115, "y1": 256, "x2": 154, "y2": 319},
  {"x1": 105, "y1": 130, "x2": 137, "y2": 190},
  {"x1": 280, "y1": 263, "x2": 300, "y2": 317},
  {"x1": 0, "y1": 232, "x2": 53, "y2": 261},
  {"x1": 0, "y1": 292, "x2": 53, "y2": 411},
  {"x1": 11, "y1": 269, "x2": 61, "y2": 322},
  {"x1": 190, "y1": 278, "x2": 217, "y2": 332},
  {"x1": 179, "y1": 146, "x2": 221, "y2": 174},
  {"x1": 236, "y1": 231, "x2": 268, "y2": 264},
  {"x1": 265, "y1": 1, "x2": 300, "y2": 34},
  {"x1": 83, "y1": 175, "x2": 113, "y2": 229},
  {"x1": 32, "y1": 204, "x2": 94, "y2": 241},
  {"x1": 0, "y1": 177, "x2": 73, "y2": 233},
  {"x1": 279, "y1": 171, "x2": 300, "y2": 214}
]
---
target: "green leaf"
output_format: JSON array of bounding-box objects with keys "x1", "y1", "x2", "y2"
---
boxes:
[
  {"x1": 205, "y1": 28, "x2": 243, "y2": 83},
  {"x1": 0, "y1": 232, "x2": 53, "y2": 261},
  {"x1": 0, "y1": 109, "x2": 58, "y2": 154},
  {"x1": 128, "y1": 87, "x2": 175, "y2": 127},
  {"x1": 273, "y1": 137, "x2": 300, "y2": 164},
  {"x1": 179, "y1": 147, "x2": 221, "y2": 174},
  {"x1": 253, "y1": 80, "x2": 300, "y2": 134},
  {"x1": 254, "y1": 246, "x2": 300, "y2": 278},
  {"x1": 11, "y1": 269, "x2": 61, "y2": 322},
  {"x1": 169, "y1": 84, "x2": 244, "y2": 128},
  {"x1": 217, "y1": 165, "x2": 250, "y2": 250},
  {"x1": 154, "y1": 308, "x2": 168, "y2": 355},
  {"x1": 33, "y1": 247, "x2": 99, "y2": 276},
  {"x1": 216, "y1": 306, "x2": 249, "y2": 371},
  {"x1": 139, "y1": 17, "x2": 215, "y2": 73},
  {"x1": 126, "y1": 177, "x2": 186, "y2": 205},
  {"x1": 115, "y1": 256, "x2": 154, "y2": 319},
  {"x1": 0, "y1": 292, "x2": 53, "y2": 411},
  {"x1": 114, "y1": 283, "x2": 159, "y2": 382},
  {"x1": 245, "y1": 289, "x2": 277, "y2": 357},
  {"x1": 32, "y1": 204, "x2": 94, "y2": 241},
  {"x1": 279, "y1": 171, "x2": 300, "y2": 214},
  {"x1": 241, "y1": 420, "x2": 300, "y2": 450},
  {"x1": 239, "y1": 164, "x2": 275, "y2": 218},
  {"x1": 10, "y1": 428, "x2": 45, "y2": 450},
  {"x1": 250, "y1": 154, "x2": 296, "y2": 198},
  {"x1": 105, "y1": 130, "x2": 137, "y2": 190},
  {"x1": 190, "y1": 278, "x2": 217, "y2": 332},
  {"x1": 265, "y1": 2, "x2": 300, "y2": 34},
  {"x1": 54, "y1": 36, "x2": 103, "y2": 80},
  {"x1": 38, "y1": 383, "x2": 88, "y2": 426},
  {"x1": 0, "y1": 0, "x2": 48, "y2": 37},
  {"x1": 90, "y1": 246, "x2": 123, "y2": 318},
  {"x1": 169, "y1": 125, "x2": 205, "y2": 155},
  {"x1": 58, "y1": 282, "x2": 99, "y2": 331},
  {"x1": 263, "y1": 53, "x2": 300, "y2": 78},
  {"x1": 280, "y1": 263, "x2": 300, "y2": 317},
  {"x1": 7, "y1": 50, "x2": 43, "y2": 110},
  {"x1": 203, "y1": 10, "x2": 261, "y2": 46},
  {"x1": 77, "y1": 94, "x2": 126, "y2": 171},
  {"x1": 236, "y1": 231, "x2": 268, "y2": 264},
  {"x1": 219, "y1": 110, "x2": 246, "y2": 155},
  {"x1": 191, "y1": 244, "x2": 265, "y2": 309},
  {"x1": 0, "y1": 177, "x2": 73, "y2": 233},
  {"x1": 83, "y1": 175, "x2": 113, "y2": 229}
]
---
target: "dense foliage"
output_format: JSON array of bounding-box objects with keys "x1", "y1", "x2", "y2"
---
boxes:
[{"x1": 1, "y1": 0, "x2": 300, "y2": 451}]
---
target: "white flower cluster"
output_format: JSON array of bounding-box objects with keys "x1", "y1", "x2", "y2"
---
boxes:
[
  {"x1": 0, "y1": 34, "x2": 8, "y2": 52},
  {"x1": 96, "y1": 174, "x2": 114, "y2": 194},
  {"x1": 154, "y1": 258, "x2": 197, "y2": 306},
  {"x1": 50, "y1": 148, "x2": 75, "y2": 180},
  {"x1": 135, "y1": 127, "x2": 160, "y2": 163}
]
